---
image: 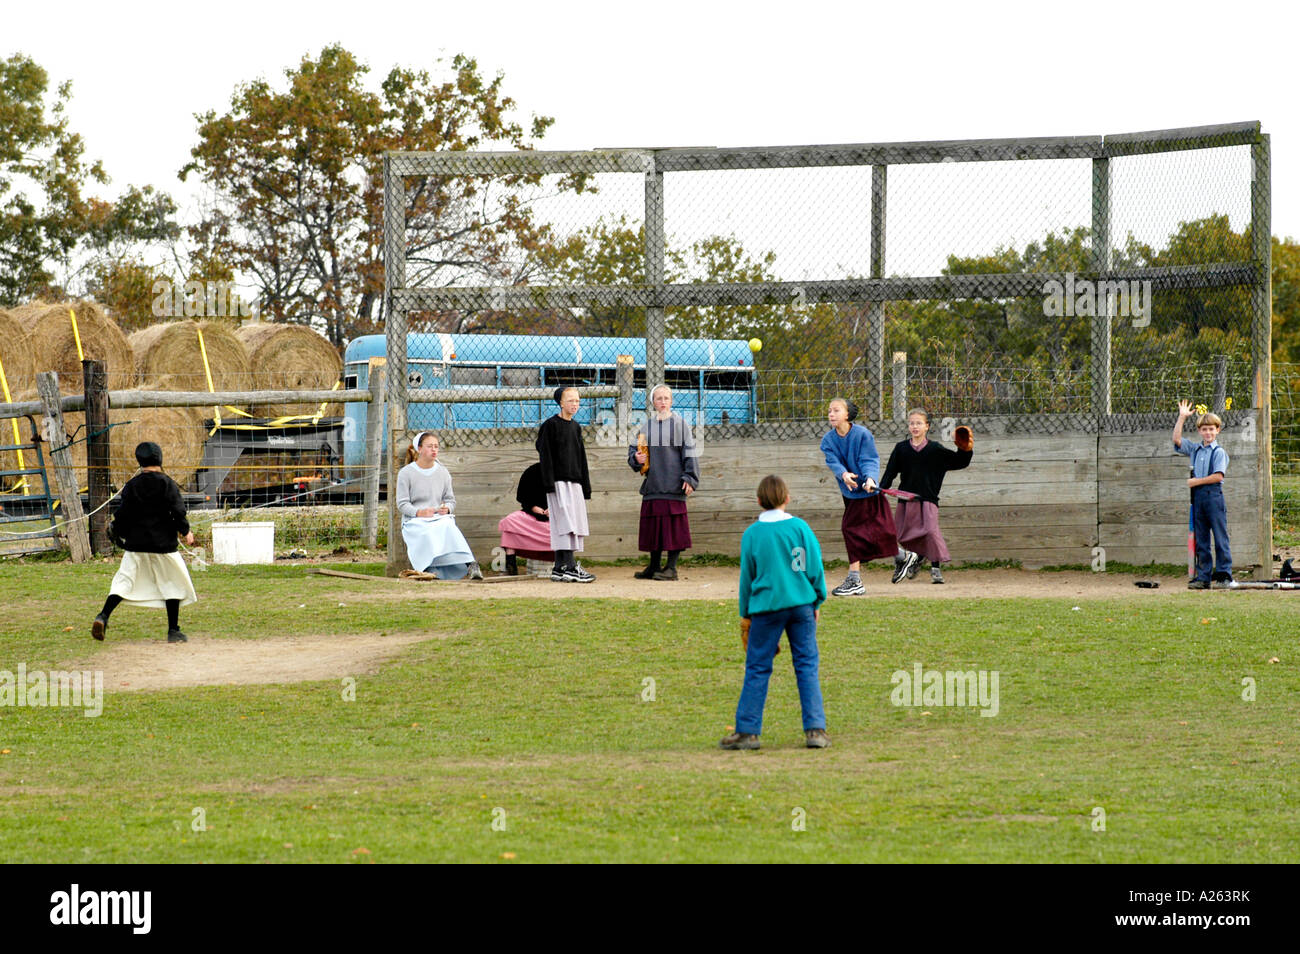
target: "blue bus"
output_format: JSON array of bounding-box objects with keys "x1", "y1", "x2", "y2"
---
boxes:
[{"x1": 341, "y1": 333, "x2": 757, "y2": 469}]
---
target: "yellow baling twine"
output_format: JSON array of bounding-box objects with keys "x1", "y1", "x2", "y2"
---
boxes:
[
  {"x1": 0, "y1": 354, "x2": 29, "y2": 495},
  {"x1": 69, "y1": 307, "x2": 84, "y2": 362}
]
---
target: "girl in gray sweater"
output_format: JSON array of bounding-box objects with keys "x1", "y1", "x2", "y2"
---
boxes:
[{"x1": 397, "y1": 432, "x2": 482, "y2": 579}]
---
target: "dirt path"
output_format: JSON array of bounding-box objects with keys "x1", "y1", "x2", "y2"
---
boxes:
[
  {"x1": 68, "y1": 630, "x2": 436, "y2": 692},
  {"x1": 322, "y1": 565, "x2": 1228, "y2": 602},
  {"x1": 68, "y1": 567, "x2": 1283, "y2": 694}
]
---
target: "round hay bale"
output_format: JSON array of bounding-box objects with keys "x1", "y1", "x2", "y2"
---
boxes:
[
  {"x1": 20, "y1": 300, "x2": 135, "y2": 391},
  {"x1": 129, "y1": 320, "x2": 253, "y2": 395},
  {"x1": 0, "y1": 310, "x2": 36, "y2": 398},
  {"x1": 235, "y1": 322, "x2": 343, "y2": 418},
  {"x1": 2, "y1": 390, "x2": 206, "y2": 495},
  {"x1": 107, "y1": 401, "x2": 206, "y2": 492}
]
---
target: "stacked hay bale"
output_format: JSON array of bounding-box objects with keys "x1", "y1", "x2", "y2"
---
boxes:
[
  {"x1": 0, "y1": 309, "x2": 35, "y2": 398},
  {"x1": 129, "y1": 320, "x2": 252, "y2": 392},
  {"x1": 235, "y1": 323, "x2": 343, "y2": 418},
  {"x1": 128, "y1": 320, "x2": 254, "y2": 423},
  {"x1": 106, "y1": 397, "x2": 207, "y2": 491},
  {"x1": 0, "y1": 310, "x2": 37, "y2": 491},
  {"x1": 16, "y1": 300, "x2": 134, "y2": 392}
]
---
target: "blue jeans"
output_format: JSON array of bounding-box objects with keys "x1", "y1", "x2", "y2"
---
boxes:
[
  {"x1": 734, "y1": 603, "x2": 826, "y2": 735},
  {"x1": 1192, "y1": 485, "x2": 1232, "y2": 582}
]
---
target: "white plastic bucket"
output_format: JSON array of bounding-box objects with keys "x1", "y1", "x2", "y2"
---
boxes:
[{"x1": 211, "y1": 522, "x2": 275, "y2": 565}]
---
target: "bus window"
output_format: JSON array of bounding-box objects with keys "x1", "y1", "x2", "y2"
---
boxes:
[
  {"x1": 449, "y1": 366, "x2": 496, "y2": 386},
  {"x1": 502, "y1": 367, "x2": 540, "y2": 387}
]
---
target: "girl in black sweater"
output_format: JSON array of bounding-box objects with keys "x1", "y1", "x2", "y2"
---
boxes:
[
  {"x1": 93, "y1": 441, "x2": 197, "y2": 642},
  {"x1": 880, "y1": 410, "x2": 973, "y2": 584}
]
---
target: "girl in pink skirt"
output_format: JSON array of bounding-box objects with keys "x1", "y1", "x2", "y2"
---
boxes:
[
  {"x1": 497, "y1": 462, "x2": 555, "y2": 574},
  {"x1": 880, "y1": 409, "x2": 973, "y2": 584}
]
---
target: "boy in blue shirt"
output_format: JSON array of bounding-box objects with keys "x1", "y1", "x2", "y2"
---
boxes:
[
  {"x1": 720, "y1": 475, "x2": 830, "y2": 750},
  {"x1": 1173, "y1": 400, "x2": 1235, "y2": 589}
]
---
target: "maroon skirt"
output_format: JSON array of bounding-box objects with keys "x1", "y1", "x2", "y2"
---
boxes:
[
  {"x1": 841, "y1": 494, "x2": 898, "y2": 563},
  {"x1": 639, "y1": 499, "x2": 692, "y2": 552},
  {"x1": 894, "y1": 499, "x2": 950, "y2": 564}
]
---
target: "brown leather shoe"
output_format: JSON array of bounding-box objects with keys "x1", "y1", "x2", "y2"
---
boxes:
[
  {"x1": 805, "y1": 729, "x2": 831, "y2": 748},
  {"x1": 719, "y1": 732, "x2": 760, "y2": 750}
]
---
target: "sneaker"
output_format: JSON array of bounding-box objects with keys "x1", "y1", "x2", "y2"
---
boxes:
[
  {"x1": 167, "y1": 629, "x2": 188, "y2": 644},
  {"x1": 931, "y1": 565, "x2": 945, "y2": 584},
  {"x1": 550, "y1": 568, "x2": 570, "y2": 582},
  {"x1": 633, "y1": 565, "x2": 658, "y2": 580},
  {"x1": 563, "y1": 565, "x2": 596, "y2": 583},
  {"x1": 805, "y1": 728, "x2": 831, "y2": 748},
  {"x1": 906, "y1": 556, "x2": 922, "y2": 580},
  {"x1": 652, "y1": 568, "x2": 678, "y2": 581},
  {"x1": 468, "y1": 562, "x2": 484, "y2": 580},
  {"x1": 832, "y1": 575, "x2": 865, "y2": 596},
  {"x1": 893, "y1": 551, "x2": 919, "y2": 584},
  {"x1": 91, "y1": 614, "x2": 107, "y2": 641},
  {"x1": 719, "y1": 732, "x2": 760, "y2": 750},
  {"x1": 1187, "y1": 580, "x2": 1210, "y2": 590},
  {"x1": 1212, "y1": 578, "x2": 1239, "y2": 589}
]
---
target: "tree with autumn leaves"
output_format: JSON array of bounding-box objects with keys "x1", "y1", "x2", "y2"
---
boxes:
[
  {"x1": 0, "y1": 54, "x2": 176, "y2": 310},
  {"x1": 180, "y1": 45, "x2": 584, "y2": 348}
]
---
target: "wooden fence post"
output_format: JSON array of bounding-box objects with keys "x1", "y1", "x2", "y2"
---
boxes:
[
  {"x1": 82, "y1": 359, "x2": 112, "y2": 556},
  {"x1": 37, "y1": 372, "x2": 92, "y2": 563},
  {"x1": 362, "y1": 358, "x2": 386, "y2": 549},
  {"x1": 892, "y1": 352, "x2": 908, "y2": 422}
]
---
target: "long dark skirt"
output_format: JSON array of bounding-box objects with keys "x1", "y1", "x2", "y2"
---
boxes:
[
  {"x1": 841, "y1": 494, "x2": 898, "y2": 563},
  {"x1": 638, "y1": 499, "x2": 692, "y2": 552},
  {"x1": 894, "y1": 499, "x2": 951, "y2": 563}
]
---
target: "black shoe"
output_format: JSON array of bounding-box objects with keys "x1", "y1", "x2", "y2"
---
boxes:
[
  {"x1": 91, "y1": 614, "x2": 107, "y2": 641},
  {"x1": 504, "y1": 554, "x2": 519, "y2": 576},
  {"x1": 1187, "y1": 580, "x2": 1210, "y2": 590},
  {"x1": 167, "y1": 629, "x2": 188, "y2": 643},
  {"x1": 652, "y1": 568, "x2": 678, "y2": 581},
  {"x1": 550, "y1": 568, "x2": 570, "y2": 582},
  {"x1": 634, "y1": 565, "x2": 658, "y2": 579},
  {"x1": 719, "y1": 732, "x2": 760, "y2": 750},
  {"x1": 893, "y1": 551, "x2": 919, "y2": 584},
  {"x1": 563, "y1": 564, "x2": 596, "y2": 583}
]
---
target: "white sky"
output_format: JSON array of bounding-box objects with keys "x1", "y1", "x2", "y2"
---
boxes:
[{"x1": 6, "y1": 0, "x2": 1295, "y2": 282}]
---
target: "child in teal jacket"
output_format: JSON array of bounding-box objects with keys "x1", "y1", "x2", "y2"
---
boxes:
[{"x1": 721, "y1": 474, "x2": 830, "y2": 751}]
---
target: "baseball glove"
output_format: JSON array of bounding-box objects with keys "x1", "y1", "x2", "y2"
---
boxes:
[
  {"x1": 637, "y1": 433, "x2": 649, "y2": 475},
  {"x1": 954, "y1": 425, "x2": 973, "y2": 452}
]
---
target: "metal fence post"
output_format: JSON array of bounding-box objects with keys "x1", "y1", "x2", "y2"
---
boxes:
[
  {"x1": 868, "y1": 164, "x2": 887, "y2": 419},
  {"x1": 1091, "y1": 156, "x2": 1112, "y2": 418},
  {"x1": 384, "y1": 155, "x2": 410, "y2": 575},
  {"x1": 1251, "y1": 134, "x2": 1273, "y2": 579},
  {"x1": 644, "y1": 152, "x2": 666, "y2": 391}
]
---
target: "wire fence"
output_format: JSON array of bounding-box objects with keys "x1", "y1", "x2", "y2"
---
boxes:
[{"x1": 0, "y1": 123, "x2": 1289, "y2": 560}]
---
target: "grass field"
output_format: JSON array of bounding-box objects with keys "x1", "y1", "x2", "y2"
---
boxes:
[{"x1": 0, "y1": 560, "x2": 1296, "y2": 863}]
